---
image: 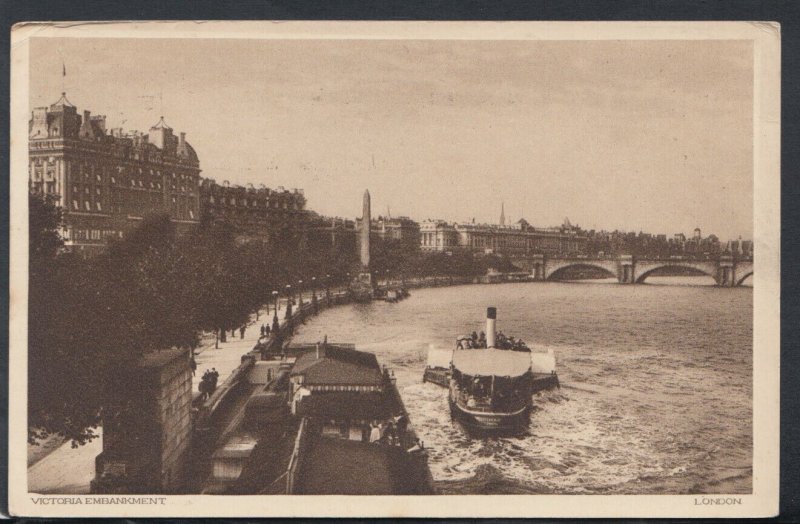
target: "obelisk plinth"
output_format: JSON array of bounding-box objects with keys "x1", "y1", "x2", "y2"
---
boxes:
[{"x1": 360, "y1": 189, "x2": 371, "y2": 269}]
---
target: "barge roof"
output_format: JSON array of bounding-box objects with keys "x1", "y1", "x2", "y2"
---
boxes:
[{"x1": 291, "y1": 345, "x2": 383, "y2": 386}]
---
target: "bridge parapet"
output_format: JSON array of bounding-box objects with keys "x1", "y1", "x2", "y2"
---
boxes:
[{"x1": 513, "y1": 254, "x2": 752, "y2": 287}]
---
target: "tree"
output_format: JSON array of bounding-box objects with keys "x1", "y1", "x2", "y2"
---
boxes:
[
  {"x1": 28, "y1": 193, "x2": 116, "y2": 445},
  {"x1": 186, "y1": 221, "x2": 253, "y2": 348}
]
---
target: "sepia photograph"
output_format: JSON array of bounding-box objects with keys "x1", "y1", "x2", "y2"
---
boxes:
[{"x1": 9, "y1": 21, "x2": 779, "y2": 518}]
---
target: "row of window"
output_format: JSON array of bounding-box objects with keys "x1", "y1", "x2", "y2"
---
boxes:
[
  {"x1": 64, "y1": 228, "x2": 123, "y2": 242},
  {"x1": 207, "y1": 195, "x2": 299, "y2": 209},
  {"x1": 72, "y1": 199, "x2": 103, "y2": 212}
]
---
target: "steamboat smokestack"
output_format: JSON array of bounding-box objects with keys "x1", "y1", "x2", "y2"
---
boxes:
[{"x1": 486, "y1": 307, "x2": 497, "y2": 348}]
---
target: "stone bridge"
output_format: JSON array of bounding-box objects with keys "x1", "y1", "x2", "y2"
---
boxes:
[{"x1": 513, "y1": 255, "x2": 753, "y2": 287}]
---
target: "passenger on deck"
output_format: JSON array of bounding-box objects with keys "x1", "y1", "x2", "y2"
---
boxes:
[
  {"x1": 369, "y1": 422, "x2": 382, "y2": 443},
  {"x1": 394, "y1": 413, "x2": 408, "y2": 436},
  {"x1": 385, "y1": 422, "x2": 398, "y2": 445},
  {"x1": 495, "y1": 331, "x2": 506, "y2": 348},
  {"x1": 478, "y1": 331, "x2": 486, "y2": 348}
]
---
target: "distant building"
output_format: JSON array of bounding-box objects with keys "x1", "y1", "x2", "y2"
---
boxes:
[
  {"x1": 29, "y1": 93, "x2": 201, "y2": 253},
  {"x1": 356, "y1": 215, "x2": 421, "y2": 250},
  {"x1": 420, "y1": 217, "x2": 586, "y2": 256},
  {"x1": 199, "y1": 179, "x2": 306, "y2": 244},
  {"x1": 306, "y1": 213, "x2": 357, "y2": 256}
]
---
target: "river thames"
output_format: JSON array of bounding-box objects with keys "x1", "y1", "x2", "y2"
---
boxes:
[{"x1": 292, "y1": 277, "x2": 752, "y2": 495}]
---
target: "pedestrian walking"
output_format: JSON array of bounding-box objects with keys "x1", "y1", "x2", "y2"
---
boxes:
[
  {"x1": 210, "y1": 368, "x2": 219, "y2": 392},
  {"x1": 190, "y1": 355, "x2": 197, "y2": 377},
  {"x1": 240, "y1": 325, "x2": 246, "y2": 339}
]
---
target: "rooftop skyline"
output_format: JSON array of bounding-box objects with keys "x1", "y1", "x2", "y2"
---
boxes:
[{"x1": 29, "y1": 37, "x2": 753, "y2": 239}]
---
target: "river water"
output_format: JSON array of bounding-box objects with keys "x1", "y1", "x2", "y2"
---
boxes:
[{"x1": 291, "y1": 277, "x2": 752, "y2": 494}]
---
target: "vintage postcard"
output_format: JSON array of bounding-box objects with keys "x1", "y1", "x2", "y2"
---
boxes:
[{"x1": 8, "y1": 21, "x2": 780, "y2": 518}]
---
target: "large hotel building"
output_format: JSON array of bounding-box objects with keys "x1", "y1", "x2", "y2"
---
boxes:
[
  {"x1": 29, "y1": 93, "x2": 201, "y2": 252},
  {"x1": 28, "y1": 93, "x2": 311, "y2": 253}
]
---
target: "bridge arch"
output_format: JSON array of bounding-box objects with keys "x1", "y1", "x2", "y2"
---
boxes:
[
  {"x1": 736, "y1": 272, "x2": 753, "y2": 286},
  {"x1": 634, "y1": 262, "x2": 717, "y2": 285},
  {"x1": 546, "y1": 262, "x2": 617, "y2": 282}
]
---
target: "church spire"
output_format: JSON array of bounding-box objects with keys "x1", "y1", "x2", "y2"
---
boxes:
[{"x1": 499, "y1": 201, "x2": 506, "y2": 226}]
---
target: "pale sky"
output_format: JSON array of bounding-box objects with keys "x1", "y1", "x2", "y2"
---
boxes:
[{"x1": 30, "y1": 37, "x2": 753, "y2": 239}]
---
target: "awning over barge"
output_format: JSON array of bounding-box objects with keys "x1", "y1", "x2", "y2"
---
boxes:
[
  {"x1": 426, "y1": 346, "x2": 453, "y2": 369},
  {"x1": 451, "y1": 348, "x2": 531, "y2": 377}
]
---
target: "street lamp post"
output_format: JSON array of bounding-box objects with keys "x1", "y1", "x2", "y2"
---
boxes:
[
  {"x1": 311, "y1": 276, "x2": 318, "y2": 313},
  {"x1": 325, "y1": 273, "x2": 331, "y2": 302},
  {"x1": 298, "y1": 280, "x2": 303, "y2": 305}
]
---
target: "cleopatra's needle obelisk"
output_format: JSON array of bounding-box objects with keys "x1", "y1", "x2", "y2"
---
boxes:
[{"x1": 361, "y1": 189, "x2": 371, "y2": 269}]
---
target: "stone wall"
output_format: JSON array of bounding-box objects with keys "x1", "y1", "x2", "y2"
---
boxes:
[{"x1": 154, "y1": 349, "x2": 193, "y2": 492}]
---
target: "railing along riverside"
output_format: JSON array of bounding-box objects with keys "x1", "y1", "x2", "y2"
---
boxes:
[{"x1": 285, "y1": 417, "x2": 311, "y2": 494}]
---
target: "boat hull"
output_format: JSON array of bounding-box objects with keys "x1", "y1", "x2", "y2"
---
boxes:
[{"x1": 448, "y1": 396, "x2": 530, "y2": 434}]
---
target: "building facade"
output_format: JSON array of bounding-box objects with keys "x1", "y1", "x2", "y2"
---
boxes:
[
  {"x1": 199, "y1": 179, "x2": 307, "y2": 244},
  {"x1": 420, "y1": 218, "x2": 587, "y2": 256},
  {"x1": 355, "y1": 215, "x2": 421, "y2": 250},
  {"x1": 305, "y1": 213, "x2": 357, "y2": 256},
  {"x1": 29, "y1": 93, "x2": 201, "y2": 253}
]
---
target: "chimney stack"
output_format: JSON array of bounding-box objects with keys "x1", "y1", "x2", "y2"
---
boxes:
[{"x1": 486, "y1": 307, "x2": 497, "y2": 348}]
